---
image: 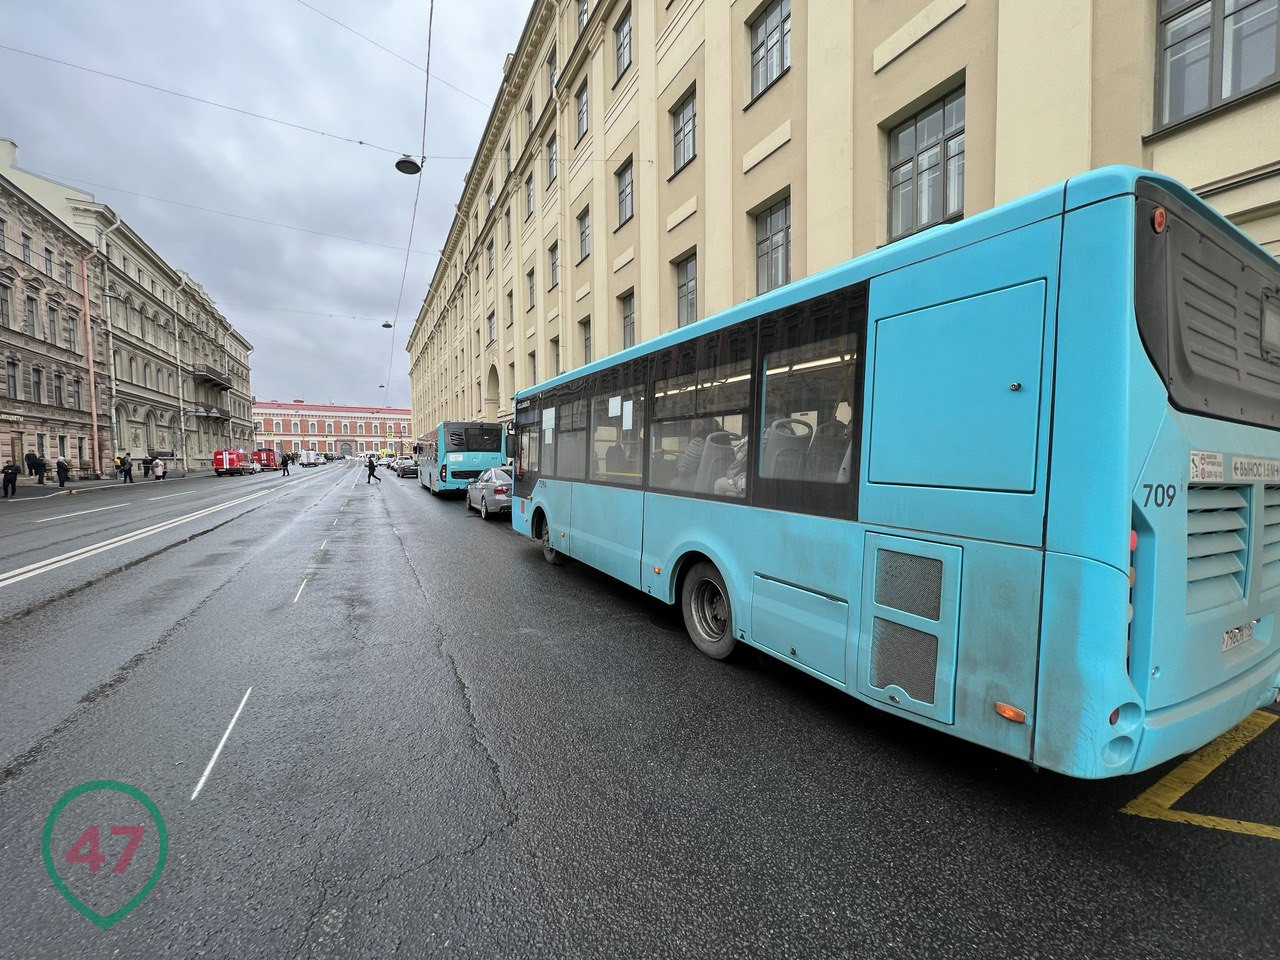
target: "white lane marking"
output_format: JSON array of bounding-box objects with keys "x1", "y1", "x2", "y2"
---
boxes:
[
  {"x1": 191, "y1": 687, "x2": 252, "y2": 801},
  {"x1": 332, "y1": 517, "x2": 338, "y2": 526},
  {"x1": 319, "y1": 540, "x2": 327, "y2": 550},
  {"x1": 33, "y1": 503, "x2": 130, "y2": 523},
  {"x1": 147, "y1": 491, "x2": 200, "y2": 501},
  {"x1": 293, "y1": 578, "x2": 308, "y2": 603},
  {"x1": 0, "y1": 488, "x2": 275, "y2": 589}
]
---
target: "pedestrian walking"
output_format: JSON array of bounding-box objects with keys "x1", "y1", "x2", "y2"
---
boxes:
[
  {"x1": 55, "y1": 455, "x2": 70, "y2": 488},
  {"x1": 280, "y1": 454, "x2": 290, "y2": 477},
  {"x1": 25, "y1": 450, "x2": 37, "y2": 477},
  {"x1": 151, "y1": 457, "x2": 166, "y2": 481},
  {"x1": 366, "y1": 456, "x2": 380, "y2": 484},
  {"x1": 34, "y1": 454, "x2": 46, "y2": 485},
  {"x1": 2, "y1": 459, "x2": 18, "y2": 498},
  {"x1": 121, "y1": 453, "x2": 134, "y2": 484}
]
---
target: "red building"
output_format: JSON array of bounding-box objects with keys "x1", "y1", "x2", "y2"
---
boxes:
[{"x1": 252, "y1": 401, "x2": 412, "y2": 457}]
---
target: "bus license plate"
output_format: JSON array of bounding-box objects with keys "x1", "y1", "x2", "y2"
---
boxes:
[{"x1": 1222, "y1": 622, "x2": 1254, "y2": 652}]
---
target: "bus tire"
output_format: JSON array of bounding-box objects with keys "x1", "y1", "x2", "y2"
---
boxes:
[
  {"x1": 681, "y1": 561, "x2": 736, "y2": 660},
  {"x1": 540, "y1": 520, "x2": 564, "y2": 565}
]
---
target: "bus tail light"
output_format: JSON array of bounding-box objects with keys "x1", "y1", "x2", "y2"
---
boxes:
[{"x1": 440, "y1": 465, "x2": 447, "y2": 481}]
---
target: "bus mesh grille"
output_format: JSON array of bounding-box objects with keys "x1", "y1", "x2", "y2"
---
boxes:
[
  {"x1": 874, "y1": 550, "x2": 943, "y2": 621},
  {"x1": 1186, "y1": 484, "x2": 1248, "y2": 612},
  {"x1": 1263, "y1": 485, "x2": 1280, "y2": 594},
  {"x1": 870, "y1": 617, "x2": 938, "y2": 704}
]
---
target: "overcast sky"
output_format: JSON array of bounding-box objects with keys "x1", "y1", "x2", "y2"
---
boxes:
[{"x1": 1, "y1": 0, "x2": 530, "y2": 409}]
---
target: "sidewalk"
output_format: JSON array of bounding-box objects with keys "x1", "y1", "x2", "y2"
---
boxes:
[{"x1": 2, "y1": 469, "x2": 215, "y2": 501}]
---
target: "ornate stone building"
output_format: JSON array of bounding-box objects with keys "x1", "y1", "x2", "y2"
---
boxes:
[
  {"x1": 0, "y1": 166, "x2": 110, "y2": 475},
  {"x1": 252, "y1": 401, "x2": 412, "y2": 458},
  {"x1": 1, "y1": 139, "x2": 254, "y2": 474},
  {"x1": 407, "y1": 0, "x2": 1280, "y2": 432}
]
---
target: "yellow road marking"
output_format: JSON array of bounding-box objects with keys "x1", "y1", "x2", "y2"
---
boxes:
[{"x1": 1123, "y1": 711, "x2": 1280, "y2": 841}]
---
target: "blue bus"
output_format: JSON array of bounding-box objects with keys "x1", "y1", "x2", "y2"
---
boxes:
[
  {"x1": 419, "y1": 421, "x2": 506, "y2": 495},
  {"x1": 511, "y1": 167, "x2": 1280, "y2": 779}
]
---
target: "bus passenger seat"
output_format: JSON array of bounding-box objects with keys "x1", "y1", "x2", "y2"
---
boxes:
[
  {"x1": 760, "y1": 418, "x2": 812, "y2": 479},
  {"x1": 835, "y1": 441, "x2": 853, "y2": 484},
  {"x1": 808, "y1": 420, "x2": 849, "y2": 480},
  {"x1": 605, "y1": 442, "x2": 627, "y2": 475},
  {"x1": 695, "y1": 432, "x2": 735, "y2": 493}
]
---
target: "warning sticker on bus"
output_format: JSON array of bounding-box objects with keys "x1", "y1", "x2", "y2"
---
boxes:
[
  {"x1": 1190, "y1": 450, "x2": 1224, "y2": 482},
  {"x1": 1230, "y1": 457, "x2": 1280, "y2": 482}
]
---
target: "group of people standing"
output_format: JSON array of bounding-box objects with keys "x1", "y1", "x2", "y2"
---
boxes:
[
  {"x1": 3, "y1": 451, "x2": 73, "y2": 497},
  {"x1": 110, "y1": 454, "x2": 166, "y2": 483}
]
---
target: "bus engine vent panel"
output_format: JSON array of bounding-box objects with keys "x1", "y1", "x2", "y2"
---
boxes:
[
  {"x1": 1186, "y1": 484, "x2": 1248, "y2": 613},
  {"x1": 1263, "y1": 484, "x2": 1280, "y2": 595},
  {"x1": 858, "y1": 534, "x2": 961, "y2": 724}
]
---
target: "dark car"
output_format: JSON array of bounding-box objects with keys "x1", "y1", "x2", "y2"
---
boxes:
[
  {"x1": 394, "y1": 457, "x2": 419, "y2": 478},
  {"x1": 465, "y1": 467, "x2": 512, "y2": 520}
]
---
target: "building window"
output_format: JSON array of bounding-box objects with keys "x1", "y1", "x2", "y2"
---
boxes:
[
  {"x1": 552, "y1": 336, "x2": 562, "y2": 375},
  {"x1": 71, "y1": 379, "x2": 81, "y2": 410},
  {"x1": 309, "y1": 420, "x2": 318, "y2": 433},
  {"x1": 63, "y1": 261, "x2": 73, "y2": 286},
  {"x1": 620, "y1": 292, "x2": 636, "y2": 348},
  {"x1": 292, "y1": 420, "x2": 301, "y2": 433},
  {"x1": 617, "y1": 158, "x2": 634, "y2": 226},
  {"x1": 549, "y1": 242, "x2": 560, "y2": 289},
  {"x1": 581, "y1": 317, "x2": 592, "y2": 363},
  {"x1": 5, "y1": 359, "x2": 17, "y2": 398},
  {"x1": 43, "y1": 247, "x2": 53, "y2": 274},
  {"x1": 506, "y1": 290, "x2": 515, "y2": 327},
  {"x1": 53, "y1": 373, "x2": 64, "y2": 406},
  {"x1": 275, "y1": 419, "x2": 283, "y2": 432},
  {"x1": 750, "y1": 0, "x2": 792, "y2": 99},
  {"x1": 504, "y1": 207, "x2": 513, "y2": 247},
  {"x1": 326, "y1": 421, "x2": 334, "y2": 433},
  {"x1": 25, "y1": 297, "x2": 37, "y2": 336},
  {"x1": 578, "y1": 0, "x2": 589, "y2": 34},
  {"x1": 487, "y1": 240, "x2": 495, "y2": 275},
  {"x1": 526, "y1": 98, "x2": 534, "y2": 137},
  {"x1": 525, "y1": 173, "x2": 535, "y2": 218},
  {"x1": 615, "y1": 7, "x2": 633, "y2": 80},
  {"x1": 672, "y1": 90, "x2": 696, "y2": 172},
  {"x1": 342, "y1": 421, "x2": 349, "y2": 433},
  {"x1": 676, "y1": 253, "x2": 698, "y2": 327},
  {"x1": 0, "y1": 284, "x2": 10, "y2": 328},
  {"x1": 47, "y1": 306, "x2": 59, "y2": 346},
  {"x1": 578, "y1": 208, "x2": 591, "y2": 261},
  {"x1": 888, "y1": 88, "x2": 965, "y2": 241},
  {"x1": 529, "y1": 350, "x2": 538, "y2": 385},
  {"x1": 359, "y1": 422, "x2": 366, "y2": 434},
  {"x1": 527, "y1": 269, "x2": 537, "y2": 310},
  {"x1": 487, "y1": 312, "x2": 496, "y2": 343},
  {"x1": 503, "y1": 140, "x2": 512, "y2": 176},
  {"x1": 576, "y1": 81, "x2": 590, "y2": 140},
  {"x1": 254, "y1": 420, "x2": 264, "y2": 432},
  {"x1": 21, "y1": 233, "x2": 31, "y2": 263},
  {"x1": 32, "y1": 367, "x2": 43, "y2": 403},
  {"x1": 1158, "y1": 0, "x2": 1279, "y2": 126},
  {"x1": 755, "y1": 196, "x2": 791, "y2": 294},
  {"x1": 547, "y1": 134, "x2": 558, "y2": 183},
  {"x1": 548, "y1": 48, "x2": 558, "y2": 92}
]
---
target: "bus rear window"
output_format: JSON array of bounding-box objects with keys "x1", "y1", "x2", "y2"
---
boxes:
[
  {"x1": 1134, "y1": 180, "x2": 1280, "y2": 431},
  {"x1": 447, "y1": 426, "x2": 503, "y2": 452}
]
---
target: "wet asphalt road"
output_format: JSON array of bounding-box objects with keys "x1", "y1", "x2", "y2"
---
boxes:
[{"x1": 1, "y1": 460, "x2": 1278, "y2": 959}]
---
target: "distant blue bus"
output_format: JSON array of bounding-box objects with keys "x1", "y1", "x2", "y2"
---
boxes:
[
  {"x1": 511, "y1": 167, "x2": 1280, "y2": 779},
  {"x1": 419, "y1": 421, "x2": 506, "y2": 494}
]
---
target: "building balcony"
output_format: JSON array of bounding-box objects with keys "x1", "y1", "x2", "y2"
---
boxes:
[{"x1": 193, "y1": 364, "x2": 233, "y2": 389}]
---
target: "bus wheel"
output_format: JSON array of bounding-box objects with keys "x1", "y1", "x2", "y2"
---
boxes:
[
  {"x1": 540, "y1": 521, "x2": 563, "y2": 565},
  {"x1": 681, "y1": 561, "x2": 736, "y2": 660}
]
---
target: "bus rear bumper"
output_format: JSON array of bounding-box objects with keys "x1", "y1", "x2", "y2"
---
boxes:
[{"x1": 1131, "y1": 647, "x2": 1280, "y2": 774}]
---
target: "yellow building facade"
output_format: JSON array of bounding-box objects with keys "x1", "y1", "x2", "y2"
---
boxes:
[{"x1": 407, "y1": 0, "x2": 1280, "y2": 434}]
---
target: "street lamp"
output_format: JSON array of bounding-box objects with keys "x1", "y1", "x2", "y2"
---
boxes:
[
  {"x1": 395, "y1": 155, "x2": 423, "y2": 175},
  {"x1": 381, "y1": 321, "x2": 393, "y2": 329}
]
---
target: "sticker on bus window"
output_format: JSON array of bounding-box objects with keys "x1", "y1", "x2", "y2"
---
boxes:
[
  {"x1": 1189, "y1": 450, "x2": 1224, "y2": 483},
  {"x1": 622, "y1": 401, "x2": 634, "y2": 430},
  {"x1": 1230, "y1": 457, "x2": 1280, "y2": 482},
  {"x1": 609, "y1": 396, "x2": 621, "y2": 417},
  {"x1": 542, "y1": 408, "x2": 555, "y2": 429}
]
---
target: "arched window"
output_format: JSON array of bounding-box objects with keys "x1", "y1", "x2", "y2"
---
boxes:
[
  {"x1": 113, "y1": 404, "x2": 128, "y2": 450},
  {"x1": 143, "y1": 363, "x2": 152, "y2": 387},
  {"x1": 308, "y1": 420, "x2": 317, "y2": 433},
  {"x1": 325, "y1": 421, "x2": 334, "y2": 433},
  {"x1": 168, "y1": 372, "x2": 174, "y2": 393},
  {"x1": 254, "y1": 420, "x2": 263, "y2": 432},
  {"x1": 291, "y1": 420, "x2": 300, "y2": 433},
  {"x1": 358, "y1": 423, "x2": 365, "y2": 435},
  {"x1": 128, "y1": 357, "x2": 137, "y2": 382},
  {"x1": 274, "y1": 419, "x2": 282, "y2": 433},
  {"x1": 342, "y1": 422, "x2": 349, "y2": 434}
]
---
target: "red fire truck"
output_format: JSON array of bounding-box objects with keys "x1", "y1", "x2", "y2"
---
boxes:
[
  {"x1": 252, "y1": 448, "x2": 280, "y2": 471},
  {"x1": 213, "y1": 449, "x2": 252, "y2": 476}
]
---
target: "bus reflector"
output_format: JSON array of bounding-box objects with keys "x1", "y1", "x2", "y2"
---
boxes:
[
  {"x1": 653, "y1": 566, "x2": 661, "y2": 575},
  {"x1": 995, "y1": 702, "x2": 1026, "y2": 723},
  {"x1": 1130, "y1": 529, "x2": 1138, "y2": 551},
  {"x1": 1109, "y1": 707, "x2": 1120, "y2": 725},
  {"x1": 1152, "y1": 206, "x2": 1166, "y2": 233}
]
